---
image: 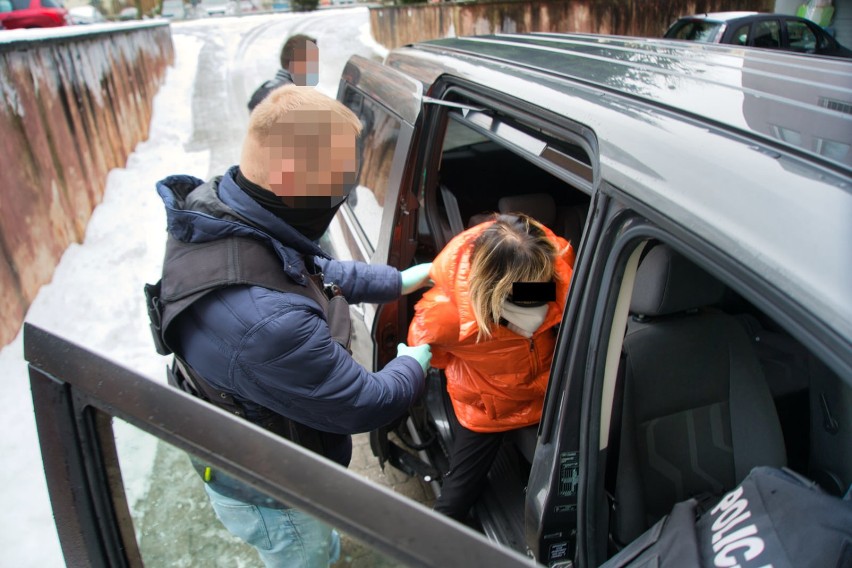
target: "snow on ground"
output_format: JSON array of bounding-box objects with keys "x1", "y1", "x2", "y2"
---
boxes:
[{"x1": 0, "y1": 29, "x2": 206, "y2": 567}]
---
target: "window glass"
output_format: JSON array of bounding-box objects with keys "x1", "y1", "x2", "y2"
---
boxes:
[
  {"x1": 787, "y1": 20, "x2": 817, "y2": 52},
  {"x1": 112, "y1": 417, "x2": 411, "y2": 567},
  {"x1": 41, "y1": 0, "x2": 63, "y2": 7},
  {"x1": 752, "y1": 20, "x2": 781, "y2": 48},
  {"x1": 10, "y1": 0, "x2": 29, "y2": 10},
  {"x1": 732, "y1": 24, "x2": 750, "y2": 46},
  {"x1": 667, "y1": 21, "x2": 723, "y2": 42},
  {"x1": 601, "y1": 237, "x2": 852, "y2": 564},
  {"x1": 815, "y1": 137, "x2": 850, "y2": 162},
  {"x1": 343, "y1": 90, "x2": 402, "y2": 251}
]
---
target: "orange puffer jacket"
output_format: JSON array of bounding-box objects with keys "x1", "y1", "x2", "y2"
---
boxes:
[{"x1": 407, "y1": 220, "x2": 575, "y2": 433}]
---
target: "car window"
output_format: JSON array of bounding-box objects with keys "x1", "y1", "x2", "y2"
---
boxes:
[
  {"x1": 731, "y1": 23, "x2": 750, "y2": 46},
  {"x1": 581, "y1": 225, "x2": 852, "y2": 565},
  {"x1": 41, "y1": 0, "x2": 62, "y2": 7},
  {"x1": 787, "y1": 20, "x2": 818, "y2": 52},
  {"x1": 341, "y1": 89, "x2": 402, "y2": 252},
  {"x1": 426, "y1": 106, "x2": 592, "y2": 248},
  {"x1": 26, "y1": 323, "x2": 533, "y2": 568},
  {"x1": 666, "y1": 20, "x2": 723, "y2": 42},
  {"x1": 110, "y1": 416, "x2": 416, "y2": 566},
  {"x1": 752, "y1": 19, "x2": 781, "y2": 48},
  {"x1": 10, "y1": 0, "x2": 29, "y2": 10}
]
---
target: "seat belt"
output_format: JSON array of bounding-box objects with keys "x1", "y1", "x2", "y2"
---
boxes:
[{"x1": 441, "y1": 185, "x2": 465, "y2": 236}]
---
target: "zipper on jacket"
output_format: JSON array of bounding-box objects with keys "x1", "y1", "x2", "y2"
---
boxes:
[{"x1": 530, "y1": 339, "x2": 538, "y2": 375}]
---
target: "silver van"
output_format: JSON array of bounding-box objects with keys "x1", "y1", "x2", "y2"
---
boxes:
[{"x1": 28, "y1": 32, "x2": 852, "y2": 567}]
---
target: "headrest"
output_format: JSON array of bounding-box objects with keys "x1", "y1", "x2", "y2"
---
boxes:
[
  {"x1": 631, "y1": 245, "x2": 726, "y2": 316},
  {"x1": 498, "y1": 193, "x2": 556, "y2": 228}
]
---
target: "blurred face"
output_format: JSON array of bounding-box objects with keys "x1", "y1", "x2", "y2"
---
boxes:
[
  {"x1": 288, "y1": 41, "x2": 319, "y2": 87},
  {"x1": 265, "y1": 112, "x2": 357, "y2": 207}
]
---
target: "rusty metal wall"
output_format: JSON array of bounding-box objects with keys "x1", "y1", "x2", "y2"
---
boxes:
[
  {"x1": 0, "y1": 23, "x2": 174, "y2": 347},
  {"x1": 370, "y1": 0, "x2": 775, "y2": 49}
]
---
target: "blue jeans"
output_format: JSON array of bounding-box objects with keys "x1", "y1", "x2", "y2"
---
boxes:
[{"x1": 205, "y1": 484, "x2": 340, "y2": 567}]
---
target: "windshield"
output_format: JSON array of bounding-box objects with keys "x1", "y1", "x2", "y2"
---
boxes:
[{"x1": 665, "y1": 20, "x2": 724, "y2": 42}]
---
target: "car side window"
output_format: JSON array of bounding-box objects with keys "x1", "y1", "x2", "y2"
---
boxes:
[
  {"x1": 340, "y1": 88, "x2": 402, "y2": 252},
  {"x1": 753, "y1": 19, "x2": 781, "y2": 48},
  {"x1": 0, "y1": 0, "x2": 12, "y2": 13},
  {"x1": 590, "y1": 233, "x2": 852, "y2": 564},
  {"x1": 732, "y1": 24, "x2": 750, "y2": 46},
  {"x1": 787, "y1": 20, "x2": 817, "y2": 52},
  {"x1": 425, "y1": 106, "x2": 592, "y2": 250},
  {"x1": 10, "y1": 0, "x2": 28, "y2": 9}
]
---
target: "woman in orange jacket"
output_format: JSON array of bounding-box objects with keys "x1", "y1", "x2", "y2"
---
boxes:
[{"x1": 408, "y1": 213, "x2": 575, "y2": 522}]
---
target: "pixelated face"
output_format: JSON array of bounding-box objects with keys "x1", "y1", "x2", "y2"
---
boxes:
[
  {"x1": 265, "y1": 110, "x2": 357, "y2": 207},
  {"x1": 289, "y1": 41, "x2": 319, "y2": 87}
]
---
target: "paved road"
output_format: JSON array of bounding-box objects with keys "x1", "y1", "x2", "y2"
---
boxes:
[{"x1": 130, "y1": 12, "x2": 433, "y2": 567}]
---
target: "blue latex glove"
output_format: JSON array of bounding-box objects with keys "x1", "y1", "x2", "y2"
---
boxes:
[
  {"x1": 397, "y1": 343, "x2": 432, "y2": 374},
  {"x1": 400, "y1": 263, "x2": 433, "y2": 295}
]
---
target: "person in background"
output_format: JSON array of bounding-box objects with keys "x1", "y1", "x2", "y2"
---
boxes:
[
  {"x1": 248, "y1": 34, "x2": 319, "y2": 112},
  {"x1": 407, "y1": 213, "x2": 574, "y2": 525},
  {"x1": 147, "y1": 85, "x2": 432, "y2": 567}
]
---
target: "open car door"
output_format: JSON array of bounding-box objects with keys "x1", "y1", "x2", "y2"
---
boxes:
[{"x1": 329, "y1": 56, "x2": 433, "y2": 475}]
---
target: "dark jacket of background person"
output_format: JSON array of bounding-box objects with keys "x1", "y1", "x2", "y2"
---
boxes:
[
  {"x1": 247, "y1": 68, "x2": 294, "y2": 112},
  {"x1": 156, "y1": 166, "x2": 425, "y2": 468}
]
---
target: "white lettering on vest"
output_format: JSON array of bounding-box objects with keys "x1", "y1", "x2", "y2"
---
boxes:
[
  {"x1": 714, "y1": 536, "x2": 765, "y2": 568},
  {"x1": 709, "y1": 486, "x2": 772, "y2": 568}
]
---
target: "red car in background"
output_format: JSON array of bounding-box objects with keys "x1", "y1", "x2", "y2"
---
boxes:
[{"x1": 0, "y1": 0, "x2": 68, "y2": 29}]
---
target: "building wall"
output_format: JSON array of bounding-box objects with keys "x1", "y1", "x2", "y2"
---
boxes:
[
  {"x1": 0, "y1": 23, "x2": 174, "y2": 346},
  {"x1": 370, "y1": 0, "x2": 774, "y2": 49}
]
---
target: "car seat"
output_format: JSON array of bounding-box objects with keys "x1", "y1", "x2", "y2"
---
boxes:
[
  {"x1": 611, "y1": 245, "x2": 787, "y2": 546},
  {"x1": 467, "y1": 192, "x2": 588, "y2": 247}
]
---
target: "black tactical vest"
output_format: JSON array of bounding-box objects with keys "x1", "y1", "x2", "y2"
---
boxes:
[{"x1": 145, "y1": 234, "x2": 351, "y2": 506}]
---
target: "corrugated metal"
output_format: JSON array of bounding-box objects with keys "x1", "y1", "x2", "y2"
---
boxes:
[
  {"x1": 0, "y1": 23, "x2": 174, "y2": 346},
  {"x1": 369, "y1": 0, "x2": 774, "y2": 50}
]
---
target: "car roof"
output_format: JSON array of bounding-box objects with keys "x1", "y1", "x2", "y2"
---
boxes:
[
  {"x1": 679, "y1": 11, "x2": 760, "y2": 22},
  {"x1": 384, "y1": 33, "x2": 852, "y2": 359}
]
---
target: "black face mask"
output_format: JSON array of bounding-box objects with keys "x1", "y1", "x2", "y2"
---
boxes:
[{"x1": 236, "y1": 169, "x2": 346, "y2": 241}]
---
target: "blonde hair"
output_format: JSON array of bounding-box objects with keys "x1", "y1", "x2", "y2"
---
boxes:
[
  {"x1": 240, "y1": 85, "x2": 362, "y2": 188},
  {"x1": 469, "y1": 214, "x2": 558, "y2": 341}
]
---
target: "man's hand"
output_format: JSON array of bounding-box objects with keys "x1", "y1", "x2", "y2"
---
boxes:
[
  {"x1": 400, "y1": 263, "x2": 433, "y2": 295},
  {"x1": 397, "y1": 343, "x2": 432, "y2": 374}
]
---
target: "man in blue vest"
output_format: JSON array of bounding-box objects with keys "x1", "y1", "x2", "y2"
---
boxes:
[{"x1": 150, "y1": 85, "x2": 431, "y2": 567}]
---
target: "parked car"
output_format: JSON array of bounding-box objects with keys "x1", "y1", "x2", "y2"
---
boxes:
[
  {"x1": 26, "y1": 32, "x2": 852, "y2": 567},
  {"x1": 225, "y1": 0, "x2": 255, "y2": 14},
  {"x1": 197, "y1": 0, "x2": 227, "y2": 16},
  {"x1": 664, "y1": 11, "x2": 852, "y2": 58},
  {"x1": 0, "y1": 0, "x2": 67, "y2": 29},
  {"x1": 117, "y1": 5, "x2": 137, "y2": 19},
  {"x1": 67, "y1": 4, "x2": 105, "y2": 24},
  {"x1": 159, "y1": 0, "x2": 185, "y2": 19}
]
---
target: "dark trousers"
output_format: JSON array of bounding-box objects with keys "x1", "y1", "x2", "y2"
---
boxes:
[{"x1": 433, "y1": 406, "x2": 506, "y2": 523}]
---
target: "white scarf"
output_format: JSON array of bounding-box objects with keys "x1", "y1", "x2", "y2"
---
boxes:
[{"x1": 501, "y1": 300, "x2": 549, "y2": 338}]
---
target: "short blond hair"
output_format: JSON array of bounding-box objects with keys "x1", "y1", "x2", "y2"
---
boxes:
[{"x1": 240, "y1": 85, "x2": 362, "y2": 189}]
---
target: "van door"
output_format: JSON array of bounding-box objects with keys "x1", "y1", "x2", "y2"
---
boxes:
[
  {"x1": 327, "y1": 55, "x2": 424, "y2": 374},
  {"x1": 25, "y1": 323, "x2": 535, "y2": 567}
]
